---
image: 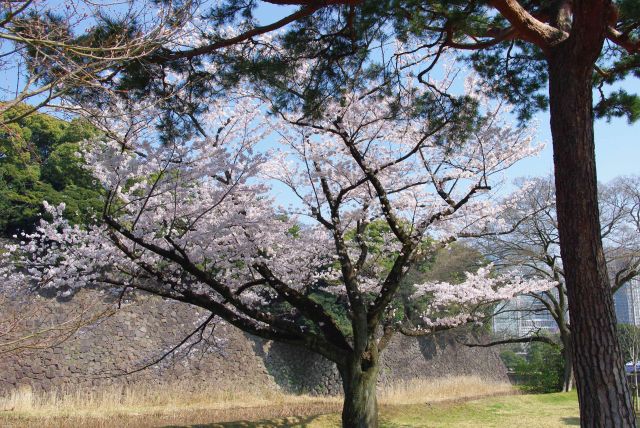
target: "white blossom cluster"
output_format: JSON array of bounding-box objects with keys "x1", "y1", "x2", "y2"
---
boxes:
[
  {"x1": 414, "y1": 265, "x2": 556, "y2": 303},
  {"x1": 413, "y1": 264, "x2": 556, "y2": 327}
]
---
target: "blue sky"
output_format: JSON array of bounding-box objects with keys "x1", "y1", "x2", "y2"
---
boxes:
[
  {"x1": 508, "y1": 104, "x2": 640, "y2": 183},
  {"x1": 595, "y1": 113, "x2": 640, "y2": 182}
]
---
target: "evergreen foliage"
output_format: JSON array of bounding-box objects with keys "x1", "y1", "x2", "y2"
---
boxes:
[
  {"x1": 501, "y1": 342, "x2": 565, "y2": 393},
  {"x1": 0, "y1": 105, "x2": 103, "y2": 236}
]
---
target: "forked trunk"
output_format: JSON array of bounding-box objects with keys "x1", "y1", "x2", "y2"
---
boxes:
[
  {"x1": 339, "y1": 358, "x2": 379, "y2": 428},
  {"x1": 548, "y1": 49, "x2": 635, "y2": 426}
]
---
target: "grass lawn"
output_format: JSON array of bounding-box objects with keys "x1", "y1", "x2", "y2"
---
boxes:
[
  {"x1": 377, "y1": 392, "x2": 579, "y2": 428},
  {"x1": 201, "y1": 392, "x2": 580, "y2": 428}
]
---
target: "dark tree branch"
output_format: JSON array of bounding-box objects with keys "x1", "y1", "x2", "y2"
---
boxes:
[
  {"x1": 150, "y1": 4, "x2": 326, "y2": 63},
  {"x1": 465, "y1": 335, "x2": 559, "y2": 347}
]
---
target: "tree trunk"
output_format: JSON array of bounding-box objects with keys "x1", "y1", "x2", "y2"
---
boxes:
[
  {"x1": 562, "y1": 344, "x2": 574, "y2": 393},
  {"x1": 559, "y1": 329, "x2": 574, "y2": 392},
  {"x1": 547, "y1": 49, "x2": 636, "y2": 426},
  {"x1": 339, "y1": 358, "x2": 380, "y2": 428}
]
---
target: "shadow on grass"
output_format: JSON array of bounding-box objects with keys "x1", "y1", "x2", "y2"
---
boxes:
[
  {"x1": 161, "y1": 415, "x2": 325, "y2": 428},
  {"x1": 561, "y1": 417, "x2": 580, "y2": 426}
]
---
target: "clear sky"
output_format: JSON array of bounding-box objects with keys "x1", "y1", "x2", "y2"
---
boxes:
[{"x1": 510, "y1": 93, "x2": 640, "y2": 183}]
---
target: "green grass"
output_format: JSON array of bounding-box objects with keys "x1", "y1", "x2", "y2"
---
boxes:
[
  {"x1": 183, "y1": 392, "x2": 579, "y2": 428},
  {"x1": 377, "y1": 392, "x2": 579, "y2": 428}
]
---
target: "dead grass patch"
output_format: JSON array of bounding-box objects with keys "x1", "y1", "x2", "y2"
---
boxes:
[
  {"x1": 0, "y1": 375, "x2": 514, "y2": 427},
  {"x1": 379, "y1": 375, "x2": 516, "y2": 405}
]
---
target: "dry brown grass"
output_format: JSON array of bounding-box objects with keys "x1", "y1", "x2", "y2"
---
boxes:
[
  {"x1": 378, "y1": 375, "x2": 515, "y2": 405},
  {"x1": 0, "y1": 375, "x2": 515, "y2": 427},
  {"x1": 0, "y1": 382, "x2": 341, "y2": 427}
]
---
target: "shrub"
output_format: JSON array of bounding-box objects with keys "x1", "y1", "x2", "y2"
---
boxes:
[{"x1": 501, "y1": 342, "x2": 564, "y2": 393}]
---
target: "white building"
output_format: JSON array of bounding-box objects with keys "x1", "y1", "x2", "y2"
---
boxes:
[{"x1": 492, "y1": 294, "x2": 559, "y2": 338}]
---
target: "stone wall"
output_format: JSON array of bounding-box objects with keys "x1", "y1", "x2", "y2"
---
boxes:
[{"x1": 0, "y1": 290, "x2": 508, "y2": 396}]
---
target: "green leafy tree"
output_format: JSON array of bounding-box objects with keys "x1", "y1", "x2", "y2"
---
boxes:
[
  {"x1": 510, "y1": 341, "x2": 565, "y2": 394},
  {"x1": 0, "y1": 106, "x2": 103, "y2": 235}
]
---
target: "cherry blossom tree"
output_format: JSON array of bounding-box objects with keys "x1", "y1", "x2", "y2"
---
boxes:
[{"x1": 1, "y1": 73, "x2": 554, "y2": 427}]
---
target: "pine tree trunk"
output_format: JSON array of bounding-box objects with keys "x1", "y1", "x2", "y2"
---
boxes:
[
  {"x1": 547, "y1": 50, "x2": 636, "y2": 426},
  {"x1": 338, "y1": 358, "x2": 379, "y2": 428}
]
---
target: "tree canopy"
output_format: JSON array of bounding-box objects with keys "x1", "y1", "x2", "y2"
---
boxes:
[{"x1": 0, "y1": 105, "x2": 103, "y2": 236}]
